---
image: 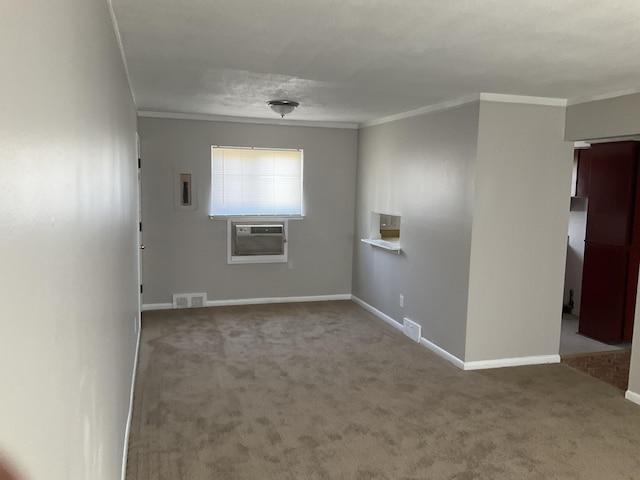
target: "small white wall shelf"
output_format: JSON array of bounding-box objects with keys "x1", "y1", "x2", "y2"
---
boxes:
[
  {"x1": 363, "y1": 212, "x2": 402, "y2": 254},
  {"x1": 361, "y1": 238, "x2": 401, "y2": 253}
]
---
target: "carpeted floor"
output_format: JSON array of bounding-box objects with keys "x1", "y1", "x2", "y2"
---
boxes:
[
  {"x1": 127, "y1": 301, "x2": 640, "y2": 480},
  {"x1": 562, "y1": 349, "x2": 632, "y2": 391}
]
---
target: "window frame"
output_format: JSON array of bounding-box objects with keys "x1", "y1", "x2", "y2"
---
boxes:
[{"x1": 209, "y1": 145, "x2": 304, "y2": 219}]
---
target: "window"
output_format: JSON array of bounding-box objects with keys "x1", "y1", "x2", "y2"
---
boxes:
[
  {"x1": 360, "y1": 212, "x2": 402, "y2": 253},
  {"x1": 210, "y1": 146, "x2": 303, "y2": 217}
]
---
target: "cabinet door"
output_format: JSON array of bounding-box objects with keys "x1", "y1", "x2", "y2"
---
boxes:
[
  {"x1": 575, "y1": 150, "x2": 590, "y2": 198},
  {"x1": 579, "y1": 242, "x2": 627, "y2": 343},
  {"x1": 623, "y1": 248, "x2": 640, "y2": 342},
  {"x1": 582, "y1": 143, "x2": 637, "y2": 246}
]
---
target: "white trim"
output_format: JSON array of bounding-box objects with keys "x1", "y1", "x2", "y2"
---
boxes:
[
  {"x1": 360, "y1": 238, "x2": 401, "y2": 253},
  {"x1": 143, "y1": 295, "x2": 351, "y2": 311},
  {"x1": 213, "y1": 145, "x2": 302, "y2": 152},
  {"x1": 137, "y1": 110, "x2": 358, "y2": 130},
  {"x1": 625, "y1": 390, "x2": 640, "y2": 406},
  {"x1": 106, "y1": 0, "x2": 136, "y2": 105},
  {"x1": 351, "y1": 296, "x2": 466, "y2": 368},
  {"x1": 360, "y1": 93, "x2": 567, "y2": 129},
  {"x1": 350, "y1": 297, "x2": 562, "y2": 371},
  {"x1": 210, "y1": 215, "x2": 304, "y2": 220},
  {"x1": 139, "y1": 93, "x2": 569, "y2": 131},
  {"x1": 567, "y1": 88, "x2": 640, "y2": 106},
  {"x1": 585, "y1": 135, "x2": 640, "y2": 144},
  {"x1": 463, "y1": 354, "x2": 561, "y2": 371},
  {"x1": 141, "y1": 303, "x2": 172, "y2": 311},
  {"x1": 360, "y1": 94, "x2": 481, "y2": 128},
  {"x1": 350, "y1": 295, "x2": 403, "y2": 331},
  {"x1": 147, "y1": 296, "x2": 566, "y2": 374},
  {"x1": 135, "y1": 133, "x2": 143, "y2": 324},
  {"x1": 121, "y1": 316, "x2": 141, "y2": 480},
  {"x1": 419, "y1": 336, "x2": 465, "y2": 369},
  {"x1": 478, "y1": 93, "x2": 567, "y2": 107},
  {"x1": 207, "y1": 294, "x2": 351, "y2": 307}
]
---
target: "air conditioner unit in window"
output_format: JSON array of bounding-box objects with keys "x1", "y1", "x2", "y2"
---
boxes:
[
  {"x1": 228, "y1": 221, "x2": 288, "y2": 264},
  {"x1": 233, "y1": 223, "x2": 285, "y2": 256}
]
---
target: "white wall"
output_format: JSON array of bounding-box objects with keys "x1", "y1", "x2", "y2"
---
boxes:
[
  {"x1": 465, "y1": 102, "x2": 573, "y2": 362},
  {"x1": 353, "y1": 99, "x2": 572, "y2": 365},
  {"x1": 0, "y1": 1, "x2": 138, "y2": 479},
  {"x1": 138, "y1": 118, "x2": 358, "y2": 305},
  {"x1": 352, "y1": 103, "x2": 480, "y2": 360}
]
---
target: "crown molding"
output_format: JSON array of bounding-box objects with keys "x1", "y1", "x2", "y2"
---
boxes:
[
  {"x1": 141, "y1": 92, "x2": 570, "y2": 131},
  {"x1": 360, "y1": 94, "x2": 481, "y2": 128},
  {"x1": 567, "y1": 88, "x2": 640, "y2": 106},
  {"x1": 361, "y1": 93, "x2": 567, "y2": 128},
  {"x1": 479, "y1": 92, "x2": 567, "y2": 106},
  {"x1": 137, "y1": 110, "x2": 359, "y2": 130},
  {"x1": 586, "y1": 135, "x2": 640, "y2": 144},
  {"x1": 106, "y1": 0, "x2": 136, "y2": 105}
]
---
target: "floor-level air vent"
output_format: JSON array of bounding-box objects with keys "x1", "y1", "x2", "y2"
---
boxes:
[
  {"x1": 403, "y1": 318, "x2": 422, "y2": 343},
  {"x1": 172, "y1": 293, "x2": 208, "y2": 309}
]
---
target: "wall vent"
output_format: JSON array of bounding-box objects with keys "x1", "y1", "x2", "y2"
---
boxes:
[
  {"x1": 403, "y1": 317, "x2": 422, "y2": 343},
  {"x1": 172, "y1": 293, "x2": 208, "y2": 309}
]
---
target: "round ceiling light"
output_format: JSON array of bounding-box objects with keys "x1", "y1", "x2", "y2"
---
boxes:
[{"x1": 267, "y1": 100, "x2": 299, "y2": 118}]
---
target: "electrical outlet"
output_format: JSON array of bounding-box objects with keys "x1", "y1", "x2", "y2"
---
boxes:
[{"x1": 399, "y1": 294, "x2": 404, "y2": 308}]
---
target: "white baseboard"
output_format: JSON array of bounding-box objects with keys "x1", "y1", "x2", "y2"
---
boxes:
[
  {"x1": 463, "y1": 354, "x2": 561, "y2": 371},
  {"x1": 419, "y1": 336, "x2": 465, "y2": 369},
  {"x1": 351, "y1": 296, "x2": 563, "y2": 372},
  {"x1": 141, "y1": 303, "x2": 172, "y2": 311},
  {"x1": 352, "y1": 296, "x2": 464, "y2": 368},
  {"x1": 121, "y1": 316, "x2": 141, "y2": 480},
  {"x1": 418, "y1": 341, "x2": 558, "y2": 371},
  {"x1": 626, "y1": 389, "x2": 640, "y2": 406},
  {"x1": 352, "y1": 296, "x2": 466, "y2": 367},
  {"x1": 142, "y1": 294, "x2": 351, "y2": 311},
  {"x1": 351, "y1": 295, "x2": 403, "y2": 332},
  {"x1": 206, "y1": 294, "x2": 351, "y2": 307},
  {"x1": 146, "y1": 295, "x2": 565, "y2": 373}
]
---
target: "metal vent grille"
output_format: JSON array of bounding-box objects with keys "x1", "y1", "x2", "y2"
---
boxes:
[
  {"x1": 172, "y1": 293, "x2": 207, "y2": 309},
  {"x1": 191, "y1": 295, "x2": 205, "y2": 308},
  {"x1": 233, "y1": 223, "x2": 285, "y2": 256}
]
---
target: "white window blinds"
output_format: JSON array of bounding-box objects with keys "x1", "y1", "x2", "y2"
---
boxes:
[{"x1": 210, "y1": 146, "x2": 303, "y2": 217}]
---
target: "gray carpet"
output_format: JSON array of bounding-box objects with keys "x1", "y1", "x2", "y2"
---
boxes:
[{"x1": 127, "y1": 301, "x2": 640, "y2": 479}]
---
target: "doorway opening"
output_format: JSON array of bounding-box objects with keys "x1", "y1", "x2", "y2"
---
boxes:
[{"x1": 560, "y1": 141, "x2": 635, "y2": 390}]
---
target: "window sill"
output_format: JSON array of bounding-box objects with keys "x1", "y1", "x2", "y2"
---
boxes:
[
  {"x1": 210, "y1": 214, "x2": 304, "y2": 220},
  {"x1": 361, "y1": 238, "x2": 401, "y2": 254},
  {"x1": 229, "y1": 255, "x2": 287, "y2": 264}
]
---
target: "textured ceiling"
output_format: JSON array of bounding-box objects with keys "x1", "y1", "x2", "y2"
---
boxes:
[{"x1": 111, "y1": 0, "x2": 640, "y2": 124}]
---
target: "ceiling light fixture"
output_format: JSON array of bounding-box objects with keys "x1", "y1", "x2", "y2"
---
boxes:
[{"x1": 267, "y1": 100, "x2": 299, "y2": 118}]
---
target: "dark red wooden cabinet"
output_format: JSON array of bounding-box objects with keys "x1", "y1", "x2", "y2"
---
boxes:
[
  {"x1": 575, "y1": 149, "x2": 590, "y2": 198},
  {"x1": 578, "y1": 142, "x2": 640, "y2": 343},
  {"x1": 580, "y1": 244, "x2": 629, "y2": 342}
]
